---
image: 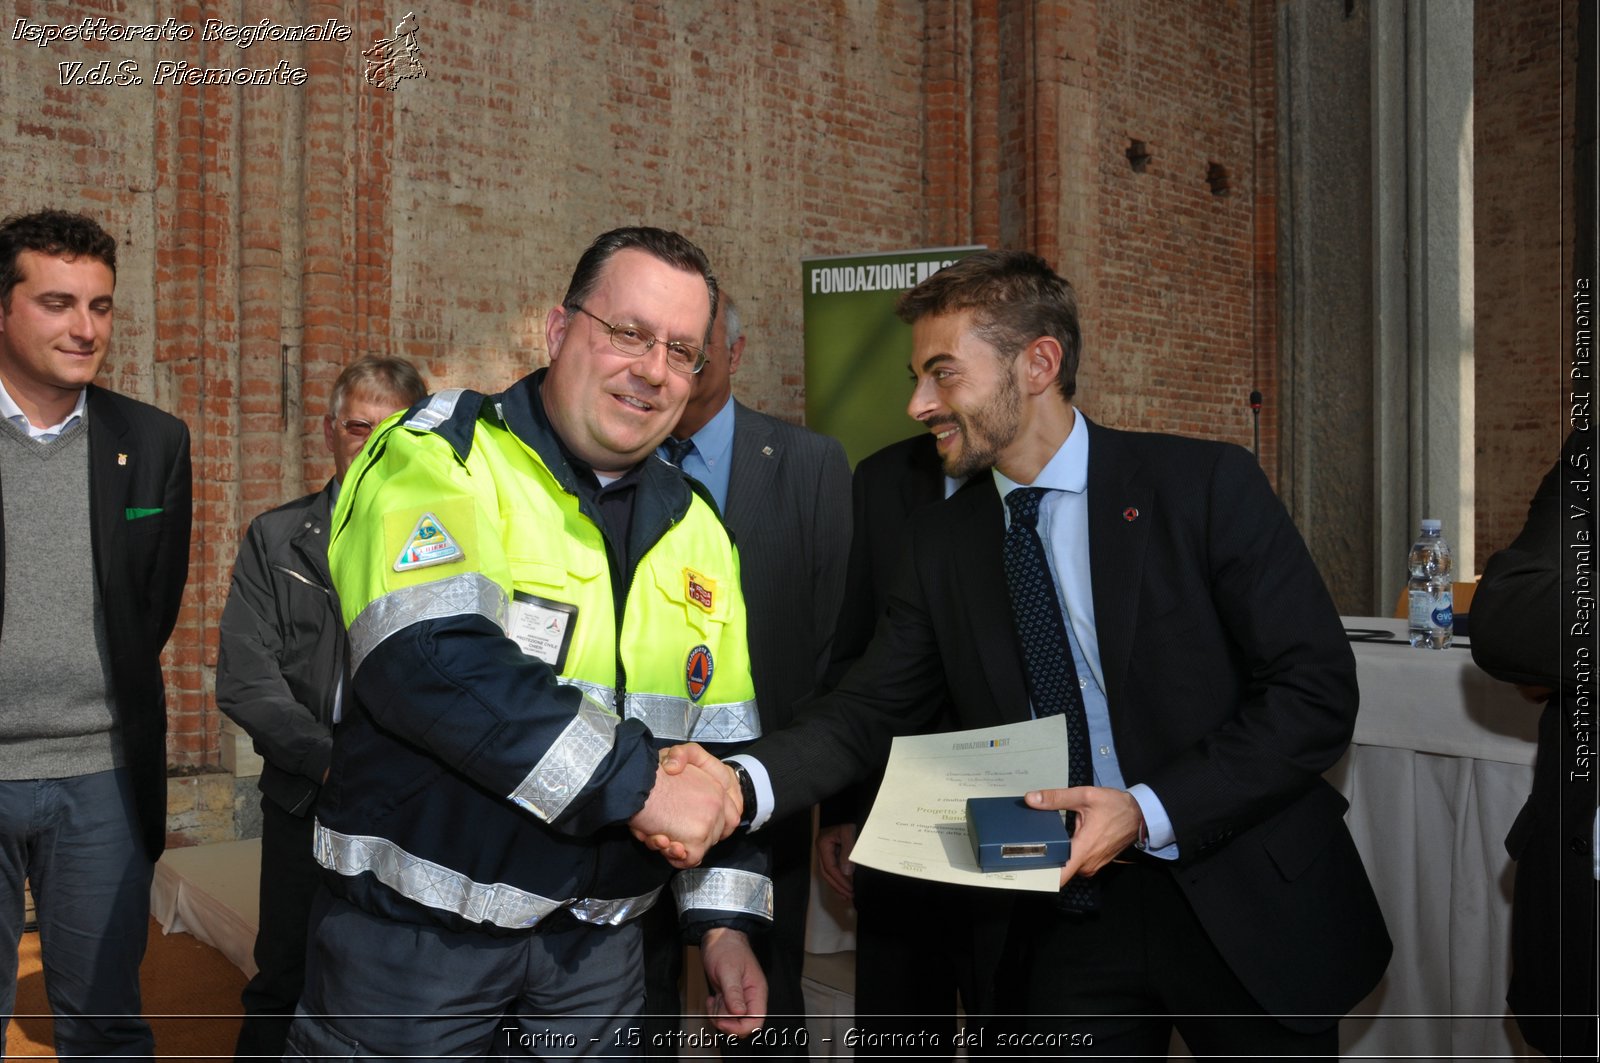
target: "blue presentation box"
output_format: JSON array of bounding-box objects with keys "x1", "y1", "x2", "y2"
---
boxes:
[{"x1": 965, "y1": 795, "x2": 1071, "y2": 872}]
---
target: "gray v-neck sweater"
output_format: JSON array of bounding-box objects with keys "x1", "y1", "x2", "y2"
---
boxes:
[{"x1": 0, "y1": 417, "x2": 121, "y2": 779}]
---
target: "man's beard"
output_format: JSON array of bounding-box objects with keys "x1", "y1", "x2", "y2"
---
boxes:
[{"x1": 934, "y1": 368, "x2": 1022, "y2": 479}]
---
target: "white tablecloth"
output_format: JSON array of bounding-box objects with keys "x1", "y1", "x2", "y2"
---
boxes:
[
  {"x1": 1344, "y1": 617, "x2": 1537, "y2": 764},
  {"x1": 150, "y1": 837, "x2": 261, "y2": 978},
  {"x1": 1335, "y1": 616, "x2": 1537, "y2": 1059}
]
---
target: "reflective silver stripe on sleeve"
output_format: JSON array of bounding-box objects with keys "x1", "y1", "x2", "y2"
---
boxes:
[
  {"x1": 507, "y1": 695, "x2": 620, "y2": 822},
  {"x1": 622, "y1": 692, "x2": 761, "y2": 743},
  {"x1": 346, "y1": 572, "x2": 508, "y2": 675},
  {"x1": 403, "y1": 388, "x2": 466, "y2": 430},
  {"x1": 560, "y1": 677, "x2": 617, "y2": 712},
  {"x1": 681, "y1": 697, "x2": 761, "y2": 743},
  {"x1": 553, "y1": 679, "x2": 759, "y2": 743},
  {"x1": 313, "y1": 820, "x2": 661, "y2": 929},
  {"x1": 671, "y1": 867, "x2": 774, "y2": 921}
]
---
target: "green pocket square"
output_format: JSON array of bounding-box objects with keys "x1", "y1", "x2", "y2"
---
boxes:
[{"x1": 125, "y1": 507, "x2": 163, "y2": 520}]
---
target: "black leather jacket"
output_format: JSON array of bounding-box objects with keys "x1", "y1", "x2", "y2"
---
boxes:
[{"x1": 217, "y1": 479, "x2": 343, "y2": 817}]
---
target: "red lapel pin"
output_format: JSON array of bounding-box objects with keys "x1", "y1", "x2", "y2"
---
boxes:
[{"x1": 1123, "y1": 507, "x2": 1139, "y2": 522}]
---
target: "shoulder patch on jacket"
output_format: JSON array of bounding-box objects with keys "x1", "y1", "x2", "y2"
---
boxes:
[
  {"x1": 393, "y1": 512, "x2": 466, "y2": 572},
  {"x1": 381, "y1": 497, "x2": 477, "y2": 589}
]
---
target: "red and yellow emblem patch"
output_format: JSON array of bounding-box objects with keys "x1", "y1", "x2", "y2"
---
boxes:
[{"x1": 684, "y1": 568, "x2": 716, "y2": 613}]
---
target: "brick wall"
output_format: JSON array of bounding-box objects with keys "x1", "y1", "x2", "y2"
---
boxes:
[
  {"x1": 1082, "y1": 0, "x2": 1264, "y2": 463},
  {"x1": 1474, "y1": 0, "x2": 1578, "y2": 562},
  {"x1": 385, "y1": 1, "x2": 928, "y2": 417},
  {"x1": 918, "y1": 1, "x2": 1272, "y2": 472}
]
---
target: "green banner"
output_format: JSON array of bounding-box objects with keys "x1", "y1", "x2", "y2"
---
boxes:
[{"x1": 803, "y1": 246, "x2": 983, "y2": 466}]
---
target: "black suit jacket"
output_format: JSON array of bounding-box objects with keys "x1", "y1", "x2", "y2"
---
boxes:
[
  {"x1": 723, "y1": 400, "x2": 851, "y2": 734},
  {"x1": 749, "y1": 417, "x2": 1391, "y2": 1025},
  {"x1": 0, "y1": 385, "x2": 192, "y2": 859},
  {"x1": 818, "y1": 432, "x2": 948, "y2": 832},
  {"x1": 1471, "y1": 429, "x2": 1597, "y2": 1054}
]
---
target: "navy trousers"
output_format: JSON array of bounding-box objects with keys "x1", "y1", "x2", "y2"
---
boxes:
[
  {"x1": 0, "y1": 768, "x2": 155, "y2": 1058},
  {"x1": 286, "y1": 890, "x2": 646, "y2": 1059}
]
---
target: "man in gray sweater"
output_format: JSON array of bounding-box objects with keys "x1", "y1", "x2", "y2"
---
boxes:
[{"x1": 0, "y1": 209, "x2": 192, "y2": 1058}]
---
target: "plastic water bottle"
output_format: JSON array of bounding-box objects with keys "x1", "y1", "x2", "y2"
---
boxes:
[{"x1": 1407, "y1": 519, "x2": 1453, "y2": 649}]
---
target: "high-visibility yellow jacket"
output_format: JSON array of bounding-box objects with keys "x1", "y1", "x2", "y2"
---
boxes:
[{"x1": 318, "y1": 370, "x2": 770, "y2": 935}]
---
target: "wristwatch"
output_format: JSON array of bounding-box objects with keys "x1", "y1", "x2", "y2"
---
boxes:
[{"x1": 728, "y1": 762, "x2": 757, "y2": 829}]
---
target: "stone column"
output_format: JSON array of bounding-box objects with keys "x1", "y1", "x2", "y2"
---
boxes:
[
  {"x1": 1374, "y1": 0, "x2": 1476, "y2": 599},
  {"x1": 1279, "y1": 0, "x2": 1475, "y2": 613}
]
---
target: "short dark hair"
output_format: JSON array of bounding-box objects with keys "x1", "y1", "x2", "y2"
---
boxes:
[
  {"x1": 896, "y1": 250, "x2": 1082, "y2": 400},
  {"x1": 561, "y1": 227, "x2": 719, "y2": 346},
  {"x1": 329, "y1": 356, "x2": 429, "y2": 417},
  {"x1": 0, "y1": 210, "x2": 118, "y2": 309}
]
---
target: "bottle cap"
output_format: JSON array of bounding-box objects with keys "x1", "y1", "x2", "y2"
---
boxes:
[{"x1": 1420, "y1": 519, "x2": 1442, "y2": 533}]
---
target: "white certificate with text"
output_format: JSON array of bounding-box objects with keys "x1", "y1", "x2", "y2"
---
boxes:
[{"x1": 848, "y1": 715, "x2": 1071, "y2": 892}]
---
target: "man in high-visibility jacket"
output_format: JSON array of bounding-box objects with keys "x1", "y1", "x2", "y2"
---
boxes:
[{"x1": 284, "y1": 228, "x2": 768, "y2": 1059}]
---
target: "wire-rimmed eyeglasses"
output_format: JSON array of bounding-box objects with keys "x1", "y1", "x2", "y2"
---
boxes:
[{"x1": 572, "y1": 306, "x2": 707, "y2": 375}]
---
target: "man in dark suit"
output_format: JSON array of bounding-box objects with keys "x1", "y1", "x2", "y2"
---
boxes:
[
  {"x1": 0, "y1": 209, "x2": 192, "y2": 1057},
  {"x1": 645, "y1": 292, "x2": 851, "y2": 1046},
  {"x1": 815, "y1": 433, "x2": 978, "y2": 1055},
  {"x1": 693, "y1": 250, "x2": 1390, "y2": 1056},
  {"x1": 1471, "y1": 428, "x2": 1598, "y2": 1061}
]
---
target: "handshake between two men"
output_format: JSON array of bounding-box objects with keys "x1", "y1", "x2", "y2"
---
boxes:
[
  {"x1": 629, "y1": 740, "x2": 1150, "y2": 888},
  {"x1": 627, "y1": 743, "x2": 763, "y2": 1035},
  {"x1": 628, "y1": 742, "x2": 741, "y2": 868}
]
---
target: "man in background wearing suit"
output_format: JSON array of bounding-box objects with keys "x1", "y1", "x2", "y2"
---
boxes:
[
  {"x1": 0, "y1": 209, "x2": 192, "y2": 1058},
  {"x1": 645, "y1": 292, "x2": 851, "y2": 1047},
  {"x1": 1471, "y1": 428, "x2": 1598, "y2": 1061},
  {"x1": 706, "y1": 250, "x2": 1391, "y2": 1056},
  {"x1": 218, "y1": 356, "x2": 426, "y2": 1060},
  {"x1": 815, "y1": 432, "x2": 977, "y2": 1055}
]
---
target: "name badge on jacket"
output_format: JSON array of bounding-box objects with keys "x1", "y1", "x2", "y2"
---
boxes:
[{"x1": 507, "y1": 592, "x2": 577, "y2": 672}]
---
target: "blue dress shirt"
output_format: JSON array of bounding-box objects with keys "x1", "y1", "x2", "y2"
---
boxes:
[
  {"x1": 661, "y1": 396, "x2": 735, "y2": 512},
  {"x1": 993, "y1": 412, "x2": 1179, "y2": 858}
]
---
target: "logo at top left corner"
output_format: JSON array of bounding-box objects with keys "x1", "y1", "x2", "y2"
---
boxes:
[
  {"x1": 393, "y1": 511, "x2": 464, "y2": 572},
  {"x1": 363, "y1": 11, "x2": 427, "y2": 91}
]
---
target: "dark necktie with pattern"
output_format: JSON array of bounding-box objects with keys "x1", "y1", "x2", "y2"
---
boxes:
[
  {"x1": 662, "y1": 436, "x2": 696, "y2": 467},
  {"x1": 1002, "y1": 486, "x2": 1098, "y2": 912}
]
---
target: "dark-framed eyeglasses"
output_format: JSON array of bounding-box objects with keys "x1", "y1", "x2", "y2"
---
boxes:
[
  {"x1": 335, "y1": 418, "x2": 377, "y2": 439},
  {"x1": 572, "y1": 306, "x2": 707, "y2": 375}
]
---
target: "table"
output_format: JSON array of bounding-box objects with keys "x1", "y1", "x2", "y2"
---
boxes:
[
  {"x1": 1333, "y1": 616, "x2": 1538, "y2": 1060},
  {"x1": 150, "y1": 837, "x2": 261, "y2": 978}
]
